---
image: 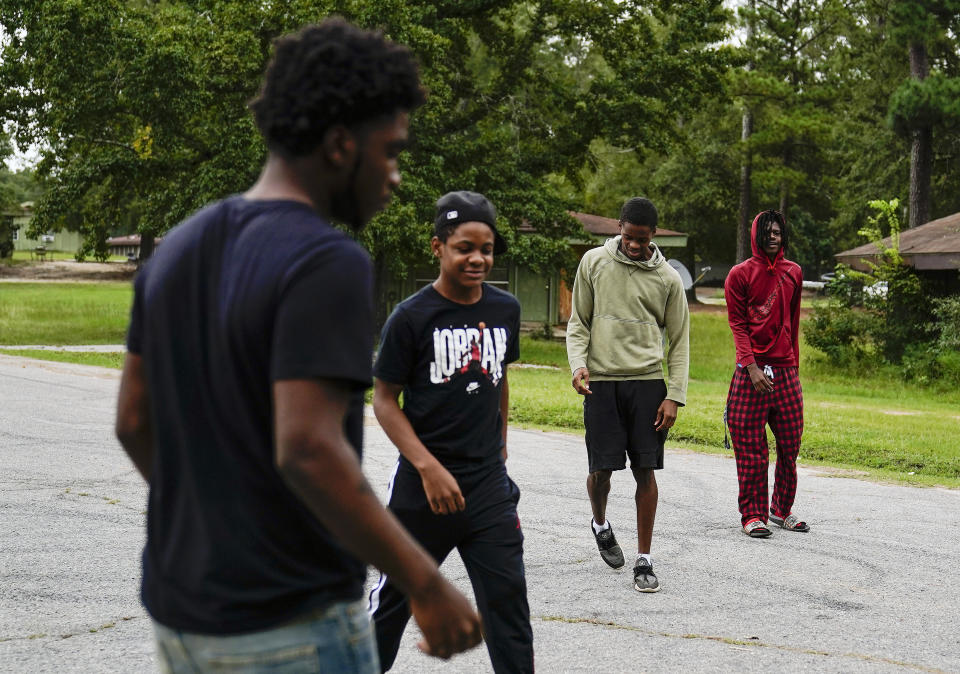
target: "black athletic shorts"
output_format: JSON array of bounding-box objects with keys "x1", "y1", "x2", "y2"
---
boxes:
[{"x1": 583, "y1": 379, "x2": 668, "y2": 473}]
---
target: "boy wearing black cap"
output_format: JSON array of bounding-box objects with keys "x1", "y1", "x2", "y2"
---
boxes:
[{"x1": 368, "y1": 191, "x2": 533, "y2": 672}]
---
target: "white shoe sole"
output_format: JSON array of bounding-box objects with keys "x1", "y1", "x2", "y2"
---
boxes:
[{"x1": 634, "y1": 583, "x2": 661, "y2": 593}]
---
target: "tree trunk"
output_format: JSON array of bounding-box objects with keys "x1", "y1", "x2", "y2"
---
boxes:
[
  {"x1": 736, "y1": 0, "x2": 755, "y2": 264},
  {"x1": 138, "y1": 233, "x2": 155, "y2": 267},
  {"x1": 779, "y1": 145, "x2": 790, "y2": 225},
  {"x1": 737, "y1": 108, "x2": 753, "y2": 263},
  {"x1": 908, "y1": 40, "x2": 931, "y2": 229},
  {"x1": 372, "y1": 254, "x2": 391, "y2": 333}
]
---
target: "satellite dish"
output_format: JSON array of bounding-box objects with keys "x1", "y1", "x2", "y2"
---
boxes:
[{"x1": 667, "y1": 259, "x2": 694, "y2": 290}]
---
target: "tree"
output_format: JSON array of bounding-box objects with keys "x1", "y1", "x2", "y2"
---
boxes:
[
  {"x1": 886, "y1": 0, "x2": 960, "y2": 228},
  {"x1": 0, "y1": 1, "x2": 273, "y2": 259},
  {"x1": 736, "y1": 0, "x2": 756, "y2": 264},
  {"x1": 728, "y1": 0, "x2": 856, "y2": 273},
  {"x1": 352, "y1": 1, "x2": 732, "y2": 322},
  {"x1": 1, "y1": 1, "x2": 731, "y2": 322}
]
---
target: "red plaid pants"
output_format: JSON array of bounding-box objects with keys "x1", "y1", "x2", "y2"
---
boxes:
[{"x1": 726, "y1": 366, "x2": 803, "y2": 526}]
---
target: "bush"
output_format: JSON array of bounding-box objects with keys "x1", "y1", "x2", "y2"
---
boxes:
[
  {"x1": 902, "y1": 345, "x2": 960, "y2": 389},
  {"x1": 805, "y1": 299, "x2": 875, "y2": 365},
  {"x1": 809, "y1": 199, "x2": 954, "y2": 384},
  {"x1": 932, "y1": 296, "x2": 960, "y2": 352}
]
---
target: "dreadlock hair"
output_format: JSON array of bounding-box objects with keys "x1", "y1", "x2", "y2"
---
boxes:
[
  {"x1": 754, "y1": 209, "x2": 788, "y2": 254},
  {"x1": 249, "y1": 19, "x2": 425, "y2": 158},
  {"x1": 619, "y1": 197, "x2": 658, "y2": 229}
]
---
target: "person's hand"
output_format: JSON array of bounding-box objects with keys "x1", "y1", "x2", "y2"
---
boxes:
[
  {"x1": 501, "y1": 444, "x2": 508, "y2": 462},
  {"x1": 572, "y1": 367, "x2": 592, "y2": 395},
  {"x1": 654, "y1": 399, "x2": 678, "y2": 431},
  {"x1": 419, "y1": 462, "x2": 465, "y2": 515},
  {"x1": 746, "y1": 363, "x2": 774, "y2": 393},
  {"x1": 410, "y1": 574, "x2": 483, "y2": 659}
]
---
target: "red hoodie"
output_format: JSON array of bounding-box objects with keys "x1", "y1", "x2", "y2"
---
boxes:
[{"x1": 724, "y1": 214, "x2": 803, "y2": 368}]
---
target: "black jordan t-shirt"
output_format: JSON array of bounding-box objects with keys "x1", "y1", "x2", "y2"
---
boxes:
[{"x1": 375, "y1": 283, "x2": 520, "y2": 474}]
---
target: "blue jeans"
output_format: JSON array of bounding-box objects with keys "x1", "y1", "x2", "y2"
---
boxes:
[{"x1": 152, "y1": 598, "x2": 379, "y2": 673}]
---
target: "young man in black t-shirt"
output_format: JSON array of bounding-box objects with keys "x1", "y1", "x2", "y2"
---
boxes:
[
  {"x1": 115, "y1": 22, "x2": 481, "y2": 671},
  {"x1": 368, "y1": 191, "x2": 534, "y2": 673}
]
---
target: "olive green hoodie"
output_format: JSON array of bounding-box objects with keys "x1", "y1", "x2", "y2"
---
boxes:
[{"x1": 565, "y1": 237, "x2": 690, "y2": 404}]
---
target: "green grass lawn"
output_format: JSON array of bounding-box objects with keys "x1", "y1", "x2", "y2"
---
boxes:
[
  {"x1": 512, "y1": 315, "x2": 960, "y2": 487},
  {"x1": 6, "y1": 250, "x2": 130, "y2": 262},
  {"x1": 0, "y1": 349, "x2": 124, "y2": 369},
  {"x1": 0, "y1": 282, "x2": 132, "y2": 344},
  {"x1": 1, "y1": 281, "x2": 957, "y2": 486}
]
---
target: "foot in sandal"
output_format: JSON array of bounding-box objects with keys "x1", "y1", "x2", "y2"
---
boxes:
[
  {"x1": 769, "y1": 512, "x2": 809, "y2": 532},
  {"x1": 742, "y1": 518, "x2": 772, "y2": 538}
]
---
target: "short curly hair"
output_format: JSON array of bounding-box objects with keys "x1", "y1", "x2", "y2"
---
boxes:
[
  {"x1": 619, "y1": 197, "x2": 658, "y2": 229},
  {"x1": 249, "y1": 19, "x2": 425, "y2": 157}
]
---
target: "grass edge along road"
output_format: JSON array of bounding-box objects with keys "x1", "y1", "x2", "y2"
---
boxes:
[{"x1": 1, "y1": 281, "x2": 958, "y2": 488}]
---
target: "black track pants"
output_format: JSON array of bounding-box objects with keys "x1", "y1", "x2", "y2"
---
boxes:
[{"x1": 367, "y1": 460, "x2": 533, "y2": 673}]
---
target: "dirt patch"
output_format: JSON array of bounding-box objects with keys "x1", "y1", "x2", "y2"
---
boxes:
[
  {"x1": 690, "y1": 288, "x2": 816, "y2": 317},
  {"x1": 0, "y1": 260, "x2": 136, "y2": 283}
]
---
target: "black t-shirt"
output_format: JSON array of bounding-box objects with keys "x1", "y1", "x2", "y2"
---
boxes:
[
  {"x1": 126, "y1": 196, "x2": 373, "y2": 634},
  {"x1": 375, "y1": 284, "x2": 520, "y2": 475}
]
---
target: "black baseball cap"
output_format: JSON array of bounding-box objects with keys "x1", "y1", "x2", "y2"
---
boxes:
[{"x1": 434, "y1": 190, "x2": 507, "y2": 255}]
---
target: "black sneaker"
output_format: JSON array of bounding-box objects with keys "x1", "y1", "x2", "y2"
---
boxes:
[
  {"x1": 592, "y1": 520, "x2": 624, "y2": 568},
  {"x1": 633, "y1": 560, "x2": 660, "y2": 593}
]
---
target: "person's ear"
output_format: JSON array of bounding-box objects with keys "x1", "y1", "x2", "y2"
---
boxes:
[
  {"x1": 321, "y1": 125, "x2": 357, "y2": 169},
  {"x1": 431, "y1": 236, "x2": 442, "y2": 258}
]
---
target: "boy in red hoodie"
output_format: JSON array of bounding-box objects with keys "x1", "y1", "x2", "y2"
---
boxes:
[{"x1": 724, "y1": 210, "x2": 810, "y2": 538}]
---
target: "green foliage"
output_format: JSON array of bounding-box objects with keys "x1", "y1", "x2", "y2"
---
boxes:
[
  {"x1": 0, "y1": 0, "x2": 731, "y2": 298},
  {"x1": 0, "y1": 0, "x2": 267, "y2": 251},
  {"x1": 804, "y1": 297, "x2": 877, "y2": 365},
  {"x1": 901, "y1": 295, "x2": 960, "y2": 387},
  {"x1": 807, "y1": 199, "x2": 950, "y2": 372},
  {"x1": 888, "y1": 0, "x2": 960, "y2": 50},
  {"x1": 931, "y1": 295, "x2": 960, "y2": 351},
  {"x1": 4, "y1": 0, "x2": 960, "y2": 292},
  {"x1": 0, "y1": 168, "x2": 43, "y2": 207},
  {"x1": 888, "y1": 73, "x2": 960, "y2": 135}
]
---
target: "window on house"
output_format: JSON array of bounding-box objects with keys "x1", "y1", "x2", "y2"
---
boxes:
[
  {"x1": 485, "y1": 266, "x2": 510, "y2": 292},
  {"x1": 412, "y1": 265, "x2": 510, "y2": 292}
]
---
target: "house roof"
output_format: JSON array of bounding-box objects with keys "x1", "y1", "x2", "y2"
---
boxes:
[
  {"x1": 515, "y1": 211, "x2": 686, "y2": 238},
  {"x1": 1, "y1": 203, "x2": 33, "y2": 217},
  {"x1": 106, "y1": 235, "x2": 142, "y2": 246},
  {"x1": 834, "y1": 211, "x2": 960, "y2": 271},
  {"x1": 106, "y1": 234, "x2": 163, "y2": 247},
  {"x1": 569, "y1": 211, "x2": 684, "y2": 237}
]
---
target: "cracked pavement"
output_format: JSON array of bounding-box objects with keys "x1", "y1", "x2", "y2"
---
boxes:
[{"x1": 1, "y1": 354, "x2": 958, "y2": 673}]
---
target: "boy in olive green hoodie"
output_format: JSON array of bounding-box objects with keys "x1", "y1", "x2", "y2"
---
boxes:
[{"x1": 566, "y1": 197, "x2": 689, "y2": 593}]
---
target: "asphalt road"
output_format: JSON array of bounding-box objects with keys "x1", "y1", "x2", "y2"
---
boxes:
[{"x1": 1, "y1": 354, "x2": 958, "y2": 673}]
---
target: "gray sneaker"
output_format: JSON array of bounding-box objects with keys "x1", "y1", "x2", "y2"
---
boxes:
[
  {"x1": 633, "y1": 561, "x2": 660, "y2": 593},
  {"x1": 592, "y1": 521, "x2": 625, "y2": 568}
]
